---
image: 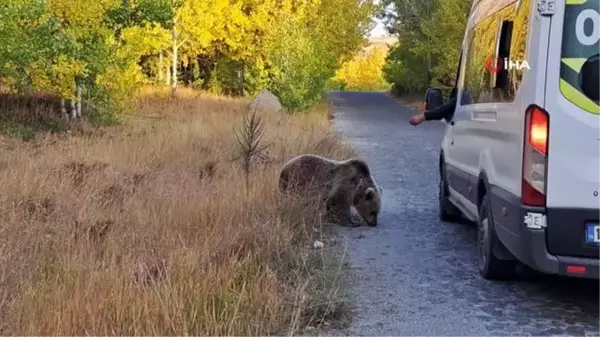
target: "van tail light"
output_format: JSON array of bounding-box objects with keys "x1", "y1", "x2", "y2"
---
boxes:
[{"x1": 522, "y1": 105, "x2": 549, "y2": 207}]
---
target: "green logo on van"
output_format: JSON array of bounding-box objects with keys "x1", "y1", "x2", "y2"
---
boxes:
[{"x1": 560, "y1": 0, "x2": 599, "y2": 114}]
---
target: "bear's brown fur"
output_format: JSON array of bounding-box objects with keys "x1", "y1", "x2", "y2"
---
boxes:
[{"x1": 278, "y1": 154, "x2": 382, "y2": 226}]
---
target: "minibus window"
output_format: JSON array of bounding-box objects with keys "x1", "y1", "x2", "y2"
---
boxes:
[
  {"x1": 461, "y1": 0, "x2": 530, "y2": 105},
  {"x1": 492, "y1": 20, "x2": 514, "y2": 90}
]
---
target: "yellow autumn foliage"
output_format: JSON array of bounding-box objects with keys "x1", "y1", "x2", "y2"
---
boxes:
[
  {"x1": 28, "y1": 56, "x2": 87, "y2": 101},
  {"x1": 332, "y1": 44, "x2": 390, "y2": 91},
  {"x1": 0, "y1": 0, "x2": 375, "y2": 115}
]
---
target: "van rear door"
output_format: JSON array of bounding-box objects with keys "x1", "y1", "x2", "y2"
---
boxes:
[{"x1": 543, "y1": 0, "x2": 599, "y2": 257}]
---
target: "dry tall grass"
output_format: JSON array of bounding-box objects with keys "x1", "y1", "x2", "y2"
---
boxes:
[{"x1": 0, "y1": 87, "x2": 355, "y2": 335}]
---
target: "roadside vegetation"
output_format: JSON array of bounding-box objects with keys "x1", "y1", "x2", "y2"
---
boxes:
[
  {"x1": 0, "y1": 0, "x2": 376, "y2": 126},
  {"x1": 0, "y1": 0, "x2": 379, "y2": 334},
  {"x1": 0, "y1": 87, "x2": 356, "y2": 335},
  {"x1": 379, "y1": 0, "x2": 471, "y2": 98},
  {"x1": 329, "y1": 43, "x2": 391, "y2": 92}
]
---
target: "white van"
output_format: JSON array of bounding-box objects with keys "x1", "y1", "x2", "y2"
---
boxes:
[{"x1": 426, "y1": 0, "x2": 599, "y2": 280}]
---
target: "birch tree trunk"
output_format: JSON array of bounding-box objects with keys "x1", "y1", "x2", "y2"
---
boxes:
[
  {"x1": 70, "y1": 99, "x2": 76, "y2": 120},
  {"x1": 76, "y1": 84, "x2": 82, "y2": 118},
  {"x1": 158, "y1": 51, "x2": 164, "y2": 84},
  {"x1": 166, "y1": 59, "x2": 171, "y2": 86},
  {"x1": 171, "y1": 28, "x2": 178, "y2": 98},
  {"x1": 60, "y1": 99, "x2": 68, "y2": 121},
  {"x1": 240, "y1": 63, "x2": 245, "y2": 96}
]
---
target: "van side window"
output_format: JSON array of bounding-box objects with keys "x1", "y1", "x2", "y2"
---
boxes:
[
  {"x1": 492, "y1": 20, "x2": 514, "y2": 92},
  {"x1": 460, "y1": 0, "x2": 531, "y2": 105}
]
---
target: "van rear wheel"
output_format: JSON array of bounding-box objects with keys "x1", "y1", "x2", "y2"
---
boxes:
[{"x1": 478, "y1": 192, "x2": 516, "y2": 280}]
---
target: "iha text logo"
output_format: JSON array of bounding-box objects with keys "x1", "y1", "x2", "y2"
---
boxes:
[{"x1": 484, "y1": 55, "x2": 530, "y2": 73}]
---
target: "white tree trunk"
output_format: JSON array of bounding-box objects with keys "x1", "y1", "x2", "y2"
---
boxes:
[
  {"x1": 70, "y1": 99, "x2": 76, "y2": 120},
  {"x1": 171, "y1": 28, "x2": 178, "y2": 97},
  {"x1": 76, "y1": 84, "x2": 82, "y2": 118},
  {"x1": 158, "y1": 51, "x2": 164, "y2": 84},
  {"x1": 240, "y1": 63, "x2": 245, "y2": 96},
  {"x1": 60, "y1": 99, "x2": 68, "y2": 121}
]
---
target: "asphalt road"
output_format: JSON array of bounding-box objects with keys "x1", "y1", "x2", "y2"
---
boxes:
[{"x1": 326, "y1": 91, "x2": 600, "y2": 336}]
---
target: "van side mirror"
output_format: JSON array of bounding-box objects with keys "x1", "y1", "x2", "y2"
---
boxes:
[{"x1": 424, "y1": 87, "x2": 444, "y2": 110}]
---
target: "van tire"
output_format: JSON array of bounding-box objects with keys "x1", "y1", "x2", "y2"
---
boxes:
[
  {"x1": 439, "y1": 163, "x2": 461, "y2": 222},
  {"x1": 477, "y1": 192, "x2": 516, "y2": 280}
]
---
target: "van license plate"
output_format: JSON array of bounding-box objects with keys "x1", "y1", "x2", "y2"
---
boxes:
[{"x1": 585, "y1": 224, "x2": 600, "y2": 244}]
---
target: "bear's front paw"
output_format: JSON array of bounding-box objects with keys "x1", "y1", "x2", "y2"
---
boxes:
[
  {"x1": 343, "y1": 217, "x2": 361, "y2": 227},
  {"x1": 350, "y1": 214, "x2": 363, "y2": 224}
]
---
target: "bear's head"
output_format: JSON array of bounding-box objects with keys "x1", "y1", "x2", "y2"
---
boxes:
[{"x1": 353, "y1": 185, "x2": 382, "y2": 226}]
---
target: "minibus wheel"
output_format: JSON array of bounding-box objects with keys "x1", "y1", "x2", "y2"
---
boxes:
[{"x1": 478, "y1": 192, "x2": 516, "y2": 280}]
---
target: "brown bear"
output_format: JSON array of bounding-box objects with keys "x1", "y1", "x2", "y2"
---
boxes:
[{"x1": 278, "y1": 154, "x2": 382, "y2": 226}]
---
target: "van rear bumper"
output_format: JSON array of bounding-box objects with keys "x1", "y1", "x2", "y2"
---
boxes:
[
  {"x1": 490, "y1": 186, "x2": 600, "y2": 279},
  {"x1": 514, "y1": 224, "x2": 599, "y2": 279}
]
